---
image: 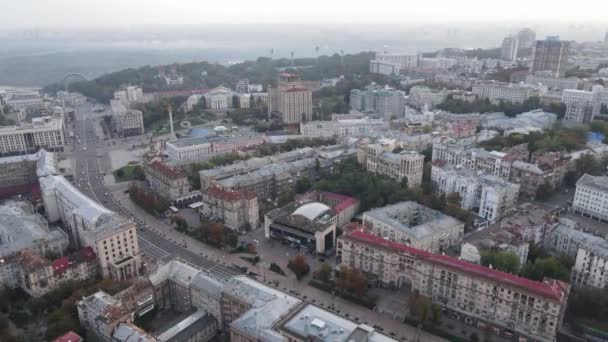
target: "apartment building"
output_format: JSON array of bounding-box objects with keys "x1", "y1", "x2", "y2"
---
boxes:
[
  {"x1": 431, "y1": 161, "x2": 520, "y2": 222},
  {"x1": 362, "y1": 201, "x2": 464, "y2": 253},
  {"x1": 40, "y1": 173, "x2": 140, "y2": 280},
  {"x1": 365, "y1": 143, "x2": 424, "y2": 188},
  {"x1": 199, "y1": 186, "x2": 259, "y2": 232},
  {"x1": 472, "y1": 82, "x2": 539, "y2": 104},
  {"x1": 165, "y1": 133, "x2": 265, "y2": 163},
  {"x1": 144, "y1": 161, "x2": 189, "y2": 200},
  {"x1": 268, "y1": 73, "x2": 313, "y2": 124},
  {"x1": 518, "y1": 28, "x2": 536, "y2": 49},
  {"x1": 337, "y1": 229, "x2": 570, "y2": 342},
  {"x1": 530, "y1": 39, "x2": 570, "y2": 77},
  {"x1": 0, "y1": 115, "x2": 65, "y2": 155},
  {"x1": 407, "y1": 86, "x2": 448, "y2": 109},
  {"x1": 562, "y1": 86, "x2": 604, "y2": 123},
  {"x1": 572, "y1": 173, "x2": 608, "y2": 223},
  {"x1": 3, "y1": 91, "x2": 44, "y2": 111},
  {"x1": 300, "y1": 116, "x2": 386, "y2": 138}
]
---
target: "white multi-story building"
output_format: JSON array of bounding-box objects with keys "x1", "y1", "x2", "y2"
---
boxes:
[
  {"x1": 40, "y1": 172, "x2": 141, "y2": 280},
  {"x1": 572, "y1": 242, "x2": 608, "y2": 289},
  {"x1": 186, "y1": 94, "x2": 204, "y2": 111},
  {"x1": 501, "y1": 36, "x2": 519, "y2": 61},
  {"x1": 3, "y1": 91, "x2": 44, "y2": 111},
  {"x1": 362, "y1": 201, "x2": 464, "y2": 253},
  {"x1": 365, "y1": 143, "x2": 424, "y2": 188},
  {"x1": 300, "y1": 117, "x2": 386, "y2": 138},
  {"x1": 204, "y1": 86, "x2": 235, "y2": 110},
  {"x1": 375, "y1": 52, "x2": 420, "y2": 69},
  {"x1": 0, "y1": 115, "x2": 66, "y2": 155},
  {"x1": 407, "y1": 86, "x2": 449, "y2": 109},
  {"x1": 572, "y1": 173, "x2": 608, "y2": 223},
  {"x1": 56, "y1": 91, "x2": 87, "y2": 106},
  {"x1": 337, "y1": 228, "x2": 570, "y2": 342},
  {"x1": 144, "y1": 161, "x2": 190, "y2": 200},
  {"x1": 562, "y1": 85, "x2": 604, "y2": 123},
  {"x1": 431, "y1": 162, "x2": 520, "y2": 222},
  {"x1": 472, "y1": 82, "x2": 540, "y2": 104},
  {"x1": 165, "y1": 133, "x2": 265, "y2": 163},
  {"x1": 369, "y1": 60, "x2": 401, "y2": 76}
]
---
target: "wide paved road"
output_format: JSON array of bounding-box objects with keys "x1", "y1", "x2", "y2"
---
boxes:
[{"x1": 71, "y1": 105, "x2": 241, "y2": 281}]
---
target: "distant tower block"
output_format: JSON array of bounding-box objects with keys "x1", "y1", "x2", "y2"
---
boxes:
[{"x1": 168, "y1": 105, "x2": 176, "y2": 140}]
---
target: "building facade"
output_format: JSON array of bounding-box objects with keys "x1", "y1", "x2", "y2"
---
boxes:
[
  {"x1": 472, "y1": 82, "x2": 538, "y2": 104},
  {"x1": 572, "y1": 173, "x2": 608, "y2": 222},
  {"x1": 199, "y1": 186, "x2": 259, "y2": 232},
  {"x1": 113, "y1": 109, "x2": 144, "y2": 136},
  {"x1": 365, "y1": 144, "x2": 424, "y2": 188},
  {"x1": 529, "y1": 39, "x2": 570, "y2": 77},
  {"x1": 268, "y1": 73, "x2": 313, "y2": 124},
  {"x1": 300, "y1": 117, "x2": 385, "y2": 138},
  {"x1": 0, "y1": 116, "x2": 65, "y2": 155},
  {"x1": 165, "y1": 134, "x2": 265, "y2": 163},
  {"x1": 501, "y1": 36, "x2": 519, "y2": 61},
  {"x1": 144, "y1": 161, "x2": 190, "y2": 200},
  {"x1": 337, "y1": 229, "x2": 570, "y2": 342},
  {"x1": 562, "y1": 86, "x2": 604, "y2": 123}
]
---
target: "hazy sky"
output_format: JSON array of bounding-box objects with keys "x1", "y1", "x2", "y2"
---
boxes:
[{"x1": 3, "y1": 0, "x2": 608, "y2": 29}]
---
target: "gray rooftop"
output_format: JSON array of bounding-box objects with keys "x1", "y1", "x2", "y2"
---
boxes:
[
  {"x1": 363, "y1": 201, "x2": 463, "y2": 240},
  {"x1": 155, "y1": 310, "x2": 215, "y2": 342},
  {"x1": 113, "y1": 323, "x2": 155, "y2": 342},
  {"x1": 149, "y1": 259, "x2": 202, "y2": 287},
  {"x1": 577, "y1": 173, "x2": 608, "y2": 193},
  {"x1": 279, "y1": 304, "x2": 398, "y2": 342},
  {"x1": 226, "y1": 275, "x2": 301, "y2": 339},
  {"x1": 0, "y1": 201, "x2": 68, "y2": 258},
  {"x1": 551, "y1": 219, "x2": 608, "y2": 259},
  {"x1": 190, "y1": 272, "x2": 225, "y2": 300}
]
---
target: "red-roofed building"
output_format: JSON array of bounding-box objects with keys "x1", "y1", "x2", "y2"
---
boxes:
[
  {"x1": 200, "y1": 186, "x2": 259, "y2": 232},
  {"x1": 296, "y1": 190, "x2": 359, "y2": 228},
  {"x1": 144, "y1": 161, "x2": 190, "y2": 200},
  {"x1": 53, "y1": 331, "x2": 83, "y2": 342},
  {"x1": 337, "y1": 228, "x2": 570, "y2": 342}
]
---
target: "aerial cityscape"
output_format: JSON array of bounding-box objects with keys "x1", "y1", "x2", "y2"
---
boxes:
[{"x1": 0, "y1": 1, "x2": 608, "y2": 342}]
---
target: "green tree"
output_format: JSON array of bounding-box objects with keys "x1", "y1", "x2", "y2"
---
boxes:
[
  {"x1": 295, "y1": 177, "x2": 312, "y2": 193},
  {"x1": 315, "y1": 263, "x2": 333, "y2": 283},
  {"x1": 520, "y1": 256, "x2": 573, "y2": 282},
  {"x1": 480, "y1": 250, "x2": 520, "y2": 273}
]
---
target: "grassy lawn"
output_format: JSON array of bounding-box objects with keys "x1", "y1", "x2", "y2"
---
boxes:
[{"x1": 113, "y1": 164, "x2": 140, "y2": 183}]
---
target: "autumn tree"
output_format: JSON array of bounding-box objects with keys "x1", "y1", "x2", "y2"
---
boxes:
[
  {"x1": 288, "y1": 255, "x2": 310, "y2": 280},
  {"x1": 314, "y1": 263, "x2": 333, "y2": 283}
]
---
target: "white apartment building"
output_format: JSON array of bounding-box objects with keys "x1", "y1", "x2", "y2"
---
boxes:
[
  {"x1": 501, "y1": 36, "x2": 519, "y2": 61},
  {"x1": 199, "y1": 186, "x2": 259, "y2": 232},
  {"x1": 572, "y1": 242, "x2": 608, "y2": 289},
  {"x1": 186, "y1": 94, "x2": 204, "y2": 111},
  {"x1": 472, "y1": 82, "x2": 539, "y2": 104},
  {"x1": 375, "y1": 52, "x2": 420, "y2": 69},
  {"x1": 349, "y1": 85, "x2": 405, "y2": 120},
  {"x1": 337, "y1": 229, "x2": 570, "y2": 342},
  {"x1": 0, "y1": 115, "x2": 65, "y2": 155},
  {"x1": 407, "y1": 86, "x2": 449, "y2": 109},
  {"x1": 40, "y1": 173, "x2": 140, "y2": 280},
  {"x1": 572, "y1": 173, "x2": 608, "y2": 223},
  {"x1": 365, "y1": 143, "x2": 424, "y2": 188},
  {"x1": 144, "y1": 161, "x2": 190, "y2": 200},
  {"x1": 4, "y1": 91, "x2": 44, "y2": 111},
  {"x1": 362, "y1": 201, "x2": 464, "y2": 253},
  {"x1": 431, "y1": 162, "x2": 520, "y2": 221},
  {"x1": 562, "y1": 85, "x2": 604, "y2": 123},
  {"x1": 369, "y1": 60, "x2": 400, "y2": 76},
  {"x1": 300, "y1": 117, "x2": 386, "y2": 138}
]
